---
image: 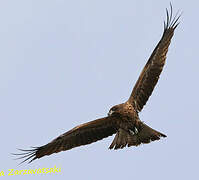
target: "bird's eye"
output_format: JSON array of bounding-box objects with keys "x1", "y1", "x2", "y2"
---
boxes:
[{"x1": 112, "y1": 106, "x2": 118, "y2": 111}]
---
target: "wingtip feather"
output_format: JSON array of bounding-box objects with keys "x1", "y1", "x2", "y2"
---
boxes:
[
  {"x1": 164, "y1": 4, "x2": 181, "y2": 31},
  {"x1": 12, "y1": 147, "x2": 38, "y2": 165}
]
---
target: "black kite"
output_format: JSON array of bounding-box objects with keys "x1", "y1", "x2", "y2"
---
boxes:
[{"x1": 14, "y1": 4, "x2": 180, "y2": 164}]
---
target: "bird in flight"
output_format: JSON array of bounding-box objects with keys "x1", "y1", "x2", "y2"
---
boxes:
[{"x1": 14, "y1": 4, "x2": 180, "y2": 164}]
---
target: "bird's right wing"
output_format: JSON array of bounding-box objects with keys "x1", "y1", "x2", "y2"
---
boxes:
[{"x1": 14, "y1": 116, "x2": 120, "y2": 163}]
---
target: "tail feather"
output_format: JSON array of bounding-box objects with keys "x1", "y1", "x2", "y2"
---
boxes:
[
  {"x1": 109, "y1": 122, "x2": 166, "y2": 149},
  {"x1": 109, "y1": 129, "x2": 128, "y2": 149}
]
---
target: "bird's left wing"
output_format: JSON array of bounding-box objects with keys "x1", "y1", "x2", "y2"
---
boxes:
[
  {"x1": 128, "y1": 4, "x2": 180, "y2": 112},
  {"x1": 13, "y1": 116, "x2": 120, "y2": 164}
]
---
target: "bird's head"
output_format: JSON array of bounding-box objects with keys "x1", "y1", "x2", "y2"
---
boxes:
[{"x1": 108, "y1": 104, "x2": 124, "y2": 116}]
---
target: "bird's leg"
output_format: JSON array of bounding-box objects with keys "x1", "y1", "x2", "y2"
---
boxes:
[{"x1": 128, "y1": 120, "x2": 141, "y2": 135}]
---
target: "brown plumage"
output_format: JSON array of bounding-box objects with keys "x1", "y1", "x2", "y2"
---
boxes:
[{"x1": 13, "y1": 4, "x2": 180, "y2": 164}]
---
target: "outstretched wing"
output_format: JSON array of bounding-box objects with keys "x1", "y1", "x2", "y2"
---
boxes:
[
  {"x1": 13, "y1": 116, "x2": 120, "y2": 164},
  {"x1": 128, "y1": 4, "x2": 180, "y2": 112}
]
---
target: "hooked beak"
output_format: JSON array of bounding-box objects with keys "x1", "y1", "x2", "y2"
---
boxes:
[{"x1": 108, "y1": 110, "x2": 114, "y2": 116}]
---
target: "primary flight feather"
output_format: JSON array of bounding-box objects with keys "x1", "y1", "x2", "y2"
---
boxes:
[{"x1": 14, "y1": 4, "x2": 180, "y2": 164}]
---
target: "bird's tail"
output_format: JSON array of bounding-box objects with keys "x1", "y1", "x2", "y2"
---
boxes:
[{"x1": 109, "y1": 122, "x2": 166, "y2": 149}]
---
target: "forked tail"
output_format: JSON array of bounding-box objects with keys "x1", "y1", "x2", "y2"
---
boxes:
[{"x1": 109, "y1": 122, "x2": 166, "y2": 149}]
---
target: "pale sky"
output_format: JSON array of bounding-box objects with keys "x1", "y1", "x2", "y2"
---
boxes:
[{"x1": 0, "y1": 0, "x2": 198, "y2": 179}]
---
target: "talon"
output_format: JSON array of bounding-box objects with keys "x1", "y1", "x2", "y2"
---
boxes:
[
  {"x1": 129, "y1": 129, "x2": 135, "y2": 135},
  {"x1": 135, "y1": 127, "x2": 138, "y2": 134}
]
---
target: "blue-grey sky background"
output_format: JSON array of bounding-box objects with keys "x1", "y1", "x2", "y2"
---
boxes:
[{"x1": 0, "y1": 0, "x2": 198, "y2": 179}]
